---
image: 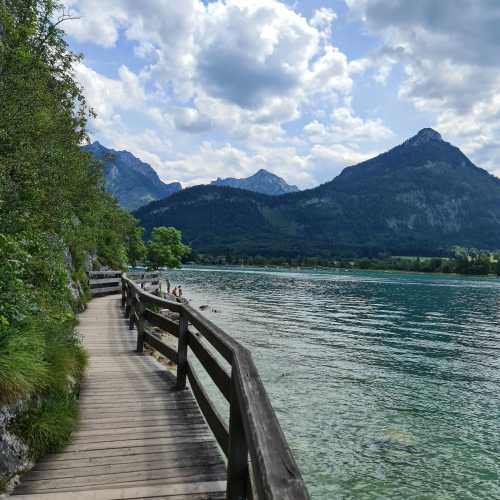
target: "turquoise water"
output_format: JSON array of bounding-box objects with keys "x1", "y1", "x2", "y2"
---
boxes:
[{"x1": 167, "y1": 267, "x2": 500, "y2": 499}]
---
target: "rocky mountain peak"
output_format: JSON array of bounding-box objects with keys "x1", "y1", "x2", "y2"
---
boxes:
[
  {"x1": 210, "y1": 169, "x2": 299, "y2": 195},
  {"x1": 405, "y1": 128, "x2": 443, "y2": 146}
]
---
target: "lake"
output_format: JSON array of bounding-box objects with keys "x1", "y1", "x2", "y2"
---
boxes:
[{"x1": 166, "y1": 266, "x2": 500, "y2": 499}]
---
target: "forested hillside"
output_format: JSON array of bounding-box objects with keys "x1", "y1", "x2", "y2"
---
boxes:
[
  {"x1": 135, "y1": 129, "x2": 500, "y2": 258},
  {"x1": 0, "y1": 0, "x2": 145, "y2": 488}
]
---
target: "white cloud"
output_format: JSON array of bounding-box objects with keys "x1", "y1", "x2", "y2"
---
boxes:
[
  {"x1": 305, "y1": 107, "x2": 392, "y2": 143},
  {"x1": 64, "y1": 0, "x2": 399, "y2": 187},
  {"x1": 347, "y1": 0, "x2": 500, "y2": 176}
]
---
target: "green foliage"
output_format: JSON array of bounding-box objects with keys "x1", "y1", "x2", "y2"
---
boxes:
[
  {"x1": 126, "y1": 226, "x2": 147, "y2": 267},
  {"x1": 147, "y1": 226, "x2": 190, "y2": 269},
  {"x1": 135, "y1": 128, "x2": 500, "y2": 259},
  {"x1": 13, "y1": 393, "x2": 80, "y2": 459},
  {"x1": 193, "y1": 251, "x2": 500, "y2": 276},
  {"x1": 0, "y1": 327, "x2": 47, "y2": 405},
  {"x1": 0, "y1": 0, "x2": 138, "y2": 473}
]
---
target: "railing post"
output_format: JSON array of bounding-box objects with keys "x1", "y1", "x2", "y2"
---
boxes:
[
  {"x1": 124, "y1": 283, "x2": 130, "y2": 318},
  {"x1": 136, "y1": 299, "x2": 145, "y2": 353},
  {"x1": 176, "y1": 309, "x2": 189, "y2": 389},
  {"x1": 226, "y1": 370, "x2": 249, "y2": 500},
  {"x1": 121, "y1": 277, "x2": 126, "y2": 309},
  {"x1": 129, "y1": 288, "x2": 136, "y2": 330}
]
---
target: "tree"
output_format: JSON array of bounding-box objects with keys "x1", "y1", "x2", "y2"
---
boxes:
[
  {"x1": 0, "y1": 0, "x2": 148, "y2": 465},
  {"x1": 147, "y1": 227, "x2": 190, "y2": 269},
  {"x1": 127, "y1": 226, "x2": 147, "y2": 266}
]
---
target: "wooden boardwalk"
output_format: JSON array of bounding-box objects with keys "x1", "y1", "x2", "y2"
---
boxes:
[{"x1": 13, "y1": 295, "x2": 226, "y2": 500}]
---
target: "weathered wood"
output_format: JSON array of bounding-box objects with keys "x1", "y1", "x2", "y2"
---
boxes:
[
  {"x1": 136, "y1": 300, "x2": 145, "y2": 353},
  {"x1": 183, "y1": 304, "x2": 238, "y2": 363},
  {"x1": 39, "y1": 438, "x2": 218, "y2": 463},
  {"x1": 129, "y1": 288, "x2": 136, "y2": 330},
  {"x1": 90, "y1": 285, "x2": 121, "y2": 296},
  {"x1": 128, "y1": 283, "x2": 183, "y2": 313},
  {"x1": 232, "y1": 352, "x2": 309, "y2": 500},
  {"x1": 14, "y1": 466, "x2": 227, "y2": 494},
  {"x1": 88, "y1": 271, "x2": 122, "y2": 277},
  {"x1": 187, "y1": 362, "x2": 229, "y2": 455},
  {"x1": 187, "y1": 329, "x2": 231, "y2": 402},
  {"x1": 13, "y1": 295, "x2": 226, "y2": 499},
  {"x1": 89, "y1": 277, "x2": 122, "y2": 285},
  {"x1": 143, "y1": 308, "x2": 179, "y2": 336},
  {"x1": 176, "y1": 311, "x2": 189, "y2": 389},
  {"x1": 226, "y1": 374, "x2": 249, "y2": 500},
  {"x1": 12, "y1": 480, "x2": 227, "y2": 500},
  {"x1": 35, "y1": 444, "x2": 220, "y2": 470},
  {"x1": 121, "y1": 271, "x2": 310, "y2": 499},
  {"x1": 143, "y1": 330, "x2": 178, "y2": 363}
]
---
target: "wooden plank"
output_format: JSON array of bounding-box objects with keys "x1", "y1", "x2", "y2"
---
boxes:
[
  {"x1": 38, "y1": 439, "x2": 220, "y2": 464},
  {"x1": 35, "y1": 446, "x2": 221, "y2": 471},
  {"x1": 143, "y1": 330, "x2": 178, "y2": 363},
  {"x1": 90, "y1": 285, "x2": 121, "y2": 295},
  {"x1": 232, "y1": 351, "x2": 309, "y2": 500},
  {"x1": 23, "y1": 454, "x2": 225, "y2": 481},
  {"x1": 14, "y1": 293, "x2": 227, "y2": 498},
  {"x1": 144, "y1": 308, "x2": 179, "y2": 337},
  {"x1": 12, "y1": 480, "x2": 226, "y2": 500},
  {"x1": 61, "y1": 434, "x2": 215, "y2": 453},
  {"x1": 226, "y1": 374, "x2": 249, "y2": 499},
  {"x1": 176, "y1": 313, "x2": 189, "y2": 389},
  {"x1": 183, "y1": 304, "x2": 239, "y2": 363},
  {"x1": 88, "y1": 271, "x2": 122, "y2": 277},
  {"x1": 187, "y1": 362, "x2": 229, "y2": 456},
  {"x1": 89, "y1": 277, "x2": 122, "y2": 285},
  {"x1": 187, "y1": 330, "x2": 231, "y2": 402},
  {"x1": 70, "y1": 425, "x2": 210, "y2": 444},
  {"x1": 15, "y1": 465, "x2": 227, "y2": 493},
  {"x1": 74, "y1": 419, "x2": 206, "y2": 437},
  {"x1": 123, "y1": 278, "x2": 183, "y2": 313}
]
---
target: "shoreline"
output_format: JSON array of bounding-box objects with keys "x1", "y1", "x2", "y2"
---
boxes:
[{"x1": 178, "y1": 262, "x2": 500, "y2": 279}]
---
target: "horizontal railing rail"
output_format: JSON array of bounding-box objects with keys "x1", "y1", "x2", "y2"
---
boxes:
[
  {"x1": 121, "y1": 272, "x2": 309, "y2": 500},
  {"x1": 88, "y1": 270, "x2": 160, "y2": 296}
]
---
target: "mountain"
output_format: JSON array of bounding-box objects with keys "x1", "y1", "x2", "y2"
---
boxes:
[
  {"x1": 211, "y1": 169, "x2": 299, "y2": 195},
  {"x1": 82, "y1": 142, "x2": 182, "y2": 210},
  {"x1": 134, "y1": 129, "x2": 500, "y2": 257}
]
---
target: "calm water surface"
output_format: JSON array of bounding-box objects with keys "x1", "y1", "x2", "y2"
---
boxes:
[{"x1": 166, "y1": 267, "x2": 500, "y2": 499}]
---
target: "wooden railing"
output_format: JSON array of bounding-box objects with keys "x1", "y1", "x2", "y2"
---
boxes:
[
  {"x1": 88, "y1": 270, "x2": 122, "y2": 296},
  {"x1": 89, "y1": 270, "x2": 160, "y2": 296},
  {"x1": 121, "y1": 272, "x2": 309, "y2": 500}
]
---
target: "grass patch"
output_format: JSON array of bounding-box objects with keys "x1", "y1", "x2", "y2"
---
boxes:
[
  {"x1": 0, "y1": 319, "x2": 87, "y2": 407},
  {"x1": 12, "y1": 392, "x2": 80, "y2": 459},
  {"x1": 0, "y1": 328, "x2": 48, "y2": 405}
]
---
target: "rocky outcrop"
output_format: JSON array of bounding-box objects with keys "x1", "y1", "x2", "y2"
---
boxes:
[{"x1": 0, "y1": 403, "x2": 32, "y2": 493}]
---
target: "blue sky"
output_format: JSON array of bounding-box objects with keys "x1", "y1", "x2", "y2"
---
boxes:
[{"x1": 63, "y1": 0, "x2": 500, "y2": 187}]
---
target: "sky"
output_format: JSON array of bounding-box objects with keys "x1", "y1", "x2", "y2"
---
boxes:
[{"x1": 62, "y1": 0, "x2": 500, "y2": 188}]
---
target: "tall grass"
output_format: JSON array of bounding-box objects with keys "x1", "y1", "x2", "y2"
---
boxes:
[{"x1": 13, "y1": 393, "x2": 80, "y2": 459}]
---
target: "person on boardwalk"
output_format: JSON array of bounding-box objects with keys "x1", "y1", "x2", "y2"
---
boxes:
[
  {"x1": 178, "y1": 285, "x2": 183, "y2": 297},
  {"x1": 172, "y1": 286, "x2": 178, "y2": 297}
]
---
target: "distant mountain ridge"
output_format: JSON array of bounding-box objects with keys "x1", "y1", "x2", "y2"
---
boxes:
[
  {"x1": 135, "y1": 129, "x2": 500, "y2": 257},
  {"x1": 82, "y1": 142, "x2": 181, "y2": 210},
  {"x1": 211, "y1": 169, "x2": 299, "y2": 195}
]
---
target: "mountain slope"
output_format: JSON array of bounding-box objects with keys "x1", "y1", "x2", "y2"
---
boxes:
[
  {"x1": 211, "y1": 169, "x2": 299, "y2": 195},
  {"x1": 82, "y1": 142, "x2": 182, "y2": 210},
  {"x1": 135, "y1": 129, "x2": 500, "y2": 257}
]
